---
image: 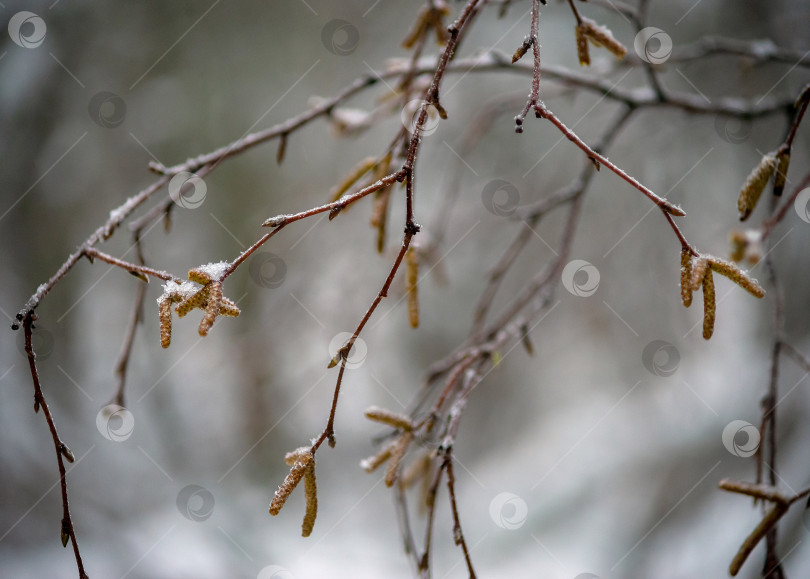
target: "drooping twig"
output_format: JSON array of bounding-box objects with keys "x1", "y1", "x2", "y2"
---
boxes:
[{"x1": 23, "y1": 315, "x2": 88, "y2": 579}]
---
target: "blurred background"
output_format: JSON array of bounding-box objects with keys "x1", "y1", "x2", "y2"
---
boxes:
[{"x1": 2, "y1": 1, "x2": 810, "y2": 577}]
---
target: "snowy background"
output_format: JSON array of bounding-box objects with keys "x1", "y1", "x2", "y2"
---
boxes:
[{"x1": 2, "y1": 1, "x2": 810, "y2": 578}]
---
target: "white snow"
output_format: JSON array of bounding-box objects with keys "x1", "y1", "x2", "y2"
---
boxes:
[
  {"x1": 196, "y1": 261, "x2": 230, "y2": 280},
  {"x1": 157, "y1": 280, "x2": 200, "y2": 305}
]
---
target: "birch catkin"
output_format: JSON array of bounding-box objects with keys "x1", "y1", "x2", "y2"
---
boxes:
[
  {"x1": 680, "y1": 249, "x2": 693, "y2": 308},
  {"x1": 772, "y1": 150, "x2": 790, "y2": 197},
  {"x1": 199, "y1": 281, "x2": 222, "y2": 336},
  {"x1": 702, "y1": 269, "x2": 716, "y2": 340},
  {"x1": 690, "y1": 257, "x2": 709, "y2": 292},
  {"x1": 269, "y1": 449, "x2": 313, "y2": 516},
  {"x1": 708, "y1": 257, "x2": 765, "y2": 298},
  {"x1": 578, "y1": 17, "x2": 627, "y2": 60},
  {"x1": 737, "y1": 153, "x2": 777, "y2": 221},
  {"x1": 159, "y1": 298, "x2": 173, "y2": 349},
  {"x1": 575, "y1": 24, "x2": 590, "y2": 66},
  {"x1": 301, "y1": 463, "x2": 318, "y2": 537},
  {"x1": 385, "y1": 431, "x2": 414, "y2": 487},
  {"x1": 365, "y1": 406, "x2": 413, "y2": 431},
  {"x1": 406, "y1": 247, "x2": 419, "y2": 328}
]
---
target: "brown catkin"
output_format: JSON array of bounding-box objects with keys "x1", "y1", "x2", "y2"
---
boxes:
[
  {"x1": 702, "y1": 269, "x2": 716, "y2": 340},
  {"x1": 365, "y1": 406, "x2": 413, "y2": 431},
  {"x1": 729, "y1": 230, "x2": 747, "y2": 263},
  {"x1": 329, "y1": 157, "x2": 377, "y2": 202},
  {"x1": 738, "y1": 153, "x2": 777, "y2": 221},
  {"x1": 360, "y1": 443, "x2": 394, "y2": 473},
  {"x1": 370, "y1": 188, "x2": 391, "y2": 254},
  {"x1": 399, "y1": 451, "x2": 432, "y2": 489},
  {"x1": 199, "y1": 281, "x2": 222, "y2": 336},
  {"x1": 269, "y1": 450, "x2": 313, "y2": 516},
  {"x1": 580, "y1": 17, "x2": 627, "y2": 60},
  {"x1": 176, "y1": 285, "x2": 210, "y2": 318},
  {"x1": 428, "y1": 2, "x2": 450, "y2": 45},
  {"x1": 406, "y1": 248, "x2": 419, "y2": 328},
  {"x1": 187, "y1": 268, "x2": 211, "y2": 285},
  {"x1": 401, "y1": 9, "x2": 430, "y2": 49},
  {"x1": 385, "y1": 431, "x2": 414, "y2": 487},
  {"x1": 708, "y1": 257, "x2": 765, "y2": 298},
  {"x1": 159, "y1": 298, "x2": 173, "y2": 349},
  {"x1": 301, "y1": 464, "x2": 318, "y2": 537},
  {"x1": 575, "y1": 24, "x2": 590, "y2": 66},
  {"x1": 680, "y1": 249, "x2": 693, "y2": 308},
  {"x1": 772, "y1": 150, "x2": 790, "y2": 197},
  {"x1": 219, "y1": 297, "x2": 241, "y2": 317},
  {"x1": 690, "y1": 257, "x2": 709, "y2": 291}
]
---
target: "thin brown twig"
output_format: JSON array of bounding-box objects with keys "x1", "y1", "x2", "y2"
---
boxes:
[
  {"x1": 109, "y1": 234, "x2": 148, "y2": 407},
  {"x1": 23, "y1": 315, "x2": 88, "y2": 579},
  {"x1": 444, "y1": 458, "x2": 476, "y2": 578},
  {"x1": 81, "y1": 248, "x2": 178, "y2": 282}
]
